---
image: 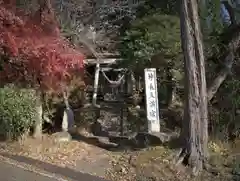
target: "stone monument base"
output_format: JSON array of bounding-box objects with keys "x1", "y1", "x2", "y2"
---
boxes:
[{"x1": 52, "y1": 131, "x2": 72, "y2": 143}]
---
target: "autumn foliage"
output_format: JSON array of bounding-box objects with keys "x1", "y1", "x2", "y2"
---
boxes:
[{"x1": 0, "y1": 0, "x2": 84, "y2": 91}]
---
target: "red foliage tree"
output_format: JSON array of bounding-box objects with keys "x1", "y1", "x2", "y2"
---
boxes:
[
  {"x1": 0, "y1": 0, "x2": 85, "y2": 138},
  {"x1": 0, "y1": 0, "x2": 84, "y2": 91}
]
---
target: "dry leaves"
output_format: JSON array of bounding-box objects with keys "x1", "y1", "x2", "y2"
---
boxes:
[
  {"x1": 0, "y1": 136, "x2": 234, "y2": 181},
  {"x1": 0, "y1": 135, "x2": 107, "y2": 169}
]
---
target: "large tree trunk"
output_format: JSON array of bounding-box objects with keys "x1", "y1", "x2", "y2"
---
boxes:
[
  {"x1": 33, "y1": 90, "x2": 43, "y2": 139},
  {"x1": 176, "y1": 0, "x2": 208, "y2": 175}
]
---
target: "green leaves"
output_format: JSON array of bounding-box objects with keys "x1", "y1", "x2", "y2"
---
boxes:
[
  {"x1": 119, "y1": 13, "x2": 181, "y2": 71},
  {"x1": 0, "y1": 85, "x2": 37, "y2": 139}
]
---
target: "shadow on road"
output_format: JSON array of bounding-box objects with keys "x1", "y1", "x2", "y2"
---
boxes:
[{"x1": 0, "y1": 152, "x2": 109, "y2": 181}]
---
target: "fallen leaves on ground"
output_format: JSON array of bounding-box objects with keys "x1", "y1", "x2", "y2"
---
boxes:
[
  {"x1": 0, "y1": 135, "x2": 109, "y2": 169},
  {"x1": 0, "y1": 135, "x2": 236, "y2": 181}
]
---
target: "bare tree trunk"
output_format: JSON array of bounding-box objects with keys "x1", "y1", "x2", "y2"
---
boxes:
[
  {"x1": 61, "y1": 88, "x2": 75, "y2": 132},
  {"x1": 207, "y1": 67, "x2": 229, "y2": 101},
  {"x1": 126, "y1": 73, "x2": 132, "y2": 95},
  {"x1": 131, "y1": 71, "x2": 138, "y2": 105},
  {"x1": 166, "y1": 65, "x2": 176, "y2": 107},
  {"x1": 206, "y1": 25, "x2": 240, "y2": 101},
  {"x1": 222, "y1": 1, "x2": 236, "y2": 25},
  {"x1": 131, "y1": 71, "x2": 136, "y2": 93},
  {"x1": 176, "y1": 0, "x2": 208, "y2": 175},
  {"x1": 33, "y1": 90, "x2": 43, "y2": 139}
]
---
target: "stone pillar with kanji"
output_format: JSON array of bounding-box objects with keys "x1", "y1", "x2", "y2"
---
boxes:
[{"x1": 144, "y1": 68, "x2": 160, "y2": 133}]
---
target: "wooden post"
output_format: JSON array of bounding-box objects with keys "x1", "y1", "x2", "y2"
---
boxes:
[{"x1": 92, "y1": 63, "x2": 100, "y2": 108}]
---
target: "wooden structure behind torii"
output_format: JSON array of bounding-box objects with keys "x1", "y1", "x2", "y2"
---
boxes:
[{"x1": 83, "y1": 58, "x2": 134, "y2": 108}]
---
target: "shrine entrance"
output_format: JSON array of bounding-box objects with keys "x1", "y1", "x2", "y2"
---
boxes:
[
  {"x1": 83, "y1": 60, "x2": 147, "y2": 137},
  {"x1": 96, "y1": 67, "x2": 128, "y2": 136}
]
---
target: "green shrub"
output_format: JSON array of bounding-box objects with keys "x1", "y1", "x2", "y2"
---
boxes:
[{"x1": 0, "y1": 85, "x2": 37, "y2": 139}]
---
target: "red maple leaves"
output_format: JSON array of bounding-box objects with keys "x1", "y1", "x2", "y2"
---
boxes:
[{"x1": 0, "y1": 0, "x2": 84, "y2": 91}]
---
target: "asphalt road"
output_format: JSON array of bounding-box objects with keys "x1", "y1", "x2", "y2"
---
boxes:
[
  {"x1": 0, "y1": 161, "x2": 108, "y2": 181},
  {"x1": 0, "y1": 161, "x2": 62, "y2": 181}
]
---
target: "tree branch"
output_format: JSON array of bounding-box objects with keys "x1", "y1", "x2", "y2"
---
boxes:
[
  {"x1": 207, "y1": 68, "x2": 228, "y2": 101},
  {"x1": 222, "y1": 1, "x2": 237, "y2": 25},
  {"x1": 207, "y1": 26, "x2": 240, "y2": 101}
]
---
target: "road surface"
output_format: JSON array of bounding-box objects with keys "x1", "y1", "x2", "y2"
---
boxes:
[{"x1": 0, "y1": 161, "x2": 108, "y2": 181}]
